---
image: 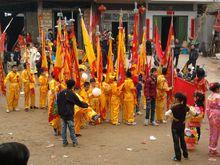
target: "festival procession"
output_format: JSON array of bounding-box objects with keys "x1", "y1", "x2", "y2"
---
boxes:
[{"x1": 0, "y1": 0, "x2": 219, "y2": 164}]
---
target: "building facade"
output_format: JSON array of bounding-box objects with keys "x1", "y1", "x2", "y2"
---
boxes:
[{"x1": 0, "y1": 0, "x2": 216, "y2": 51}]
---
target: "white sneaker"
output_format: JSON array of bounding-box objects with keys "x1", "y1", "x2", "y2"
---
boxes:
[
  {"x1": 131, "y1": 122, "x2": 137, "y2": 126},
  {"x1": 126, "y1": 122, "x2": 136, "y2": 126},
  {"x1": 151, "y1": 121, "x2": 159, "y2": 126},
  {"x1": 144, "y1": 119, "x2": 149, "y2": 126},
  {"x1": 15, "y1": 108, "x2": 20, "y2": 112},
  {"x1": 6, "y1": 109, "x2": 10, "y2": 113},
  {"x1": 137, "y1": 111, "x2": 143, "y2": 115},
  {"x1": 162, "y1": 120, "x2": 167, "y2": 124}
]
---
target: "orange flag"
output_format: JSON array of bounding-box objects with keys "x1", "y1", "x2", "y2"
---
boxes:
[
  {"x1": 0, "y1": 32, "x2": 6, "y2": 52},
  {"x1": 96, "y1": 31, "x2": 103, "y2": 84},
  {"x1": 106, "y1": 36, "x2": 114, "y2": 82},
  {"x1": 70, "y1": 24, "x2": 81, "y2": 88},
  {"x1": 54, "y1": 19, "x2": 64, "y2": 80},
  {"x1": 138, "y1": 27, "x2": 147, "y2": 74},
  {"x1": 41, "y1": 30, "x2": 48, "y2": 71},
  {"x1": 63, "y1": 24, "x2": 72, "y2": 79}
]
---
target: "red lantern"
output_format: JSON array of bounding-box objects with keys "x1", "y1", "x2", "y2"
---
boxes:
[
  {"x1": 139, "y1": 6, "x2": 146, "y2": 14},
  {"x1": 98, "y1": 4, "x2": 106, "y2": 13}
]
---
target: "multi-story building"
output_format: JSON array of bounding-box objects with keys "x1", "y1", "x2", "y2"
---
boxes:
[{"x1": 0, "y1": 0, "x2": 217, "y2": 51}]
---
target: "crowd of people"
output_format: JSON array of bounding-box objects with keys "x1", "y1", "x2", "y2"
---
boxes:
[{"x1": 1, "y1": 27, "x2": 220, "y2": 164}]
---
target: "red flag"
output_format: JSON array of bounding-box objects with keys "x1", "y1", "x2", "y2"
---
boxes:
[
  {"x1": 165, "y1": 19, "x2": 174, "y2": 65},
  {"x1": 173, "y1": 77, "x2": 196, "y2": 106},
  {"x1": 0, "y1": 32, "x2": 6, "y2": 53},
  {"x1": 0, "y1": 32, "x2": 6, "y2": 95},
  {"x1": 214, "y1": 13, "x2": 220, "y2": 32},
  {"x1": 0, "y1": 60, "x2": 6, "y2": 95},
  {"x1": 117, "y1": 14, "x2": 126, "y2": 86},
  {"x1": 154, "y1": 25, "x2": 166, "y2": 65},
  {"x1": 131, "y1": 11, "x2": 139, "y2": 73},
  {"x1": 165, "y1": 19, "x2": 175, "y2": 108}
]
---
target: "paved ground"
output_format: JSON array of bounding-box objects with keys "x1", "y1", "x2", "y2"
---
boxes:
[{"x1": 0, "y1": 55, "x2": 220, "y2": 165}]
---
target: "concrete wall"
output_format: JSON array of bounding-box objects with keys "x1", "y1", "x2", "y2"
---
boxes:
[
  {"x1": 25, "y1": 12, "x2": 39, "y2": 43},
  {"x1": 197, "y1": 15, "x2": 216, "y2": 53}
]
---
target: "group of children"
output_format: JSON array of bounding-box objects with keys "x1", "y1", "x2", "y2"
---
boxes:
[{"x1": 4, "y1": 60, "x2": 216, "y2": 161}]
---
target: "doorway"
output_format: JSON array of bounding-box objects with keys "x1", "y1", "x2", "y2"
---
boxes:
[{"x1": 153, "y1": 15, "x2": 188, "y2": 51}]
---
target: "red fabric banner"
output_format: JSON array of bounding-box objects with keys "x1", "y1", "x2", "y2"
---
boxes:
[
  {"x1": 173, "y1": 77, "x2": 196, "y2": 106},
  {"x1": 154, "y1": 25, "x2": 165, "y2": 65},
  {"x1": 131, "y1": 12, "x2": 139, "y2": 72},
  {"x1": 0, "y1": 32, "x2": 6, "y2": 52},
  {"x1": 214, "y1": 13, "x2": 220, "y2": 32},
  {"x1": 146, "y1": 19, "x2": 150, "y2": 40},
  {"x1": 191, "y1": 19, "x2": 195, "y2": 38}
]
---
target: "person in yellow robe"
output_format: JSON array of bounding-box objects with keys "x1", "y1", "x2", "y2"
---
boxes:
[
  {"x1": 121, "y1": 70, "x2": 137, "y2": 125},
  {"x1": 74, "y1": 87, "x2": 87, "y2": 136},
  {"x1": 156, "y1": 68, "x2": 172, "y2": 123},
  {"x1": 74, "y1": 84, "x2": 100, "y2": 136},
  {"x1": 39, "y1": 70, "x2": 49, "y2": 109},
  {"x1": 29, "y1": 72, "x2": 37, "y2": 109},
  {"x1": 109, "y1": 76, "x2": 121, "y2": 125},
  {"x1": 88, "y1": 78, "x2": 100, "y2": 114},
  {"x1": 100, "y1": 76, "x2": 111, "y2": 121},
  {"x1": 4, "y1": 65, "x2": 21, "y2": 113},
  {"x1": 48, "y1": 75, "x2": 61, "y2": 136},
  {"x1": 21, "y1": 63, "x2": 32, "y2": 111}
]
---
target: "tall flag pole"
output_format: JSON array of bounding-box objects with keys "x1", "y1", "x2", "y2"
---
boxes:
[
  {"x1": 89, "y1": 4, "x2": 93, "y2": 41},
  {"x1": 138, "y1": 26, "x2": 147, "y2": 75},
  {"x1": 154, "y1": 24, "x2": 165, "y2": 66},
  {"x1": 54, "y1": 13, "x2": 64, "y2": 81},
  {"x1": 0, "y1": 18, "x2": 14, "y2": 95},
  {"x1": 117, "y1": 10, "x2": 126, "y2": 86},
  {"x1": 63, "y1": 18, "x2": 72, "y2": 80},
  {"x1": 166, "y1": 14, "x2": 175, "y2": 108},
  {"x1": 70, "y1": 20, "x2": 81, "y2": 88},
  {"x1": 106, "y1": 32, "x2": 114, "y2": 82},
  {"x1": 131, "y1": 2, "x2": 139, "y2": 75},
  {"x1": 96, "y1": 25, "x2": 103, "y2": 84},
  {"x1": 41, "y1": 30, "x2": 48, "y2": 71},
  {"x1": 79, "y1": 8, "x2": 96, "y2": 77}
]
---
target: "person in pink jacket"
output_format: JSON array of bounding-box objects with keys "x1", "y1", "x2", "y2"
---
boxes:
[{"x1": 206, "y1": 82, "x2": 220, "y2": 157}]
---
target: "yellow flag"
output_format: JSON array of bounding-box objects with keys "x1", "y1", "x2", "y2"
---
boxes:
[
  {"x1": 41, "y1": 30, "x2": 48, "y2": 70},
  {"x1": 54, "y1": 19, "x2": 63, "y2": 69},
  {"x1": 138, "y1": 28, "x2": 147, "y2": 74},
  {"x1": 80, "y1": 16, "x2": 96, "y2": 74},
  {"x1": 106, "y1": 38, "x2": 114, "y2": 82}
]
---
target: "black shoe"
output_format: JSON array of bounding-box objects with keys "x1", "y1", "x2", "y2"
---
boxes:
[
  {"x1": 171, "y1": 156, "x2": 180, "y2": 161},
  {"x1": 73, "y1": 143, "x2": 78, "y2": 147},
  {"x1": 63, "y1": 142, "x2": 68, "y2": 147},
  {"x1": 183, "y1": 156, "x2": 188, "y2": 159},
  {"x1": 76, "y1": 134, "x2": 82, "y2": 137},
  {"x1": 30, "y1": 106, "x2": 33, "y2": 109}
]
